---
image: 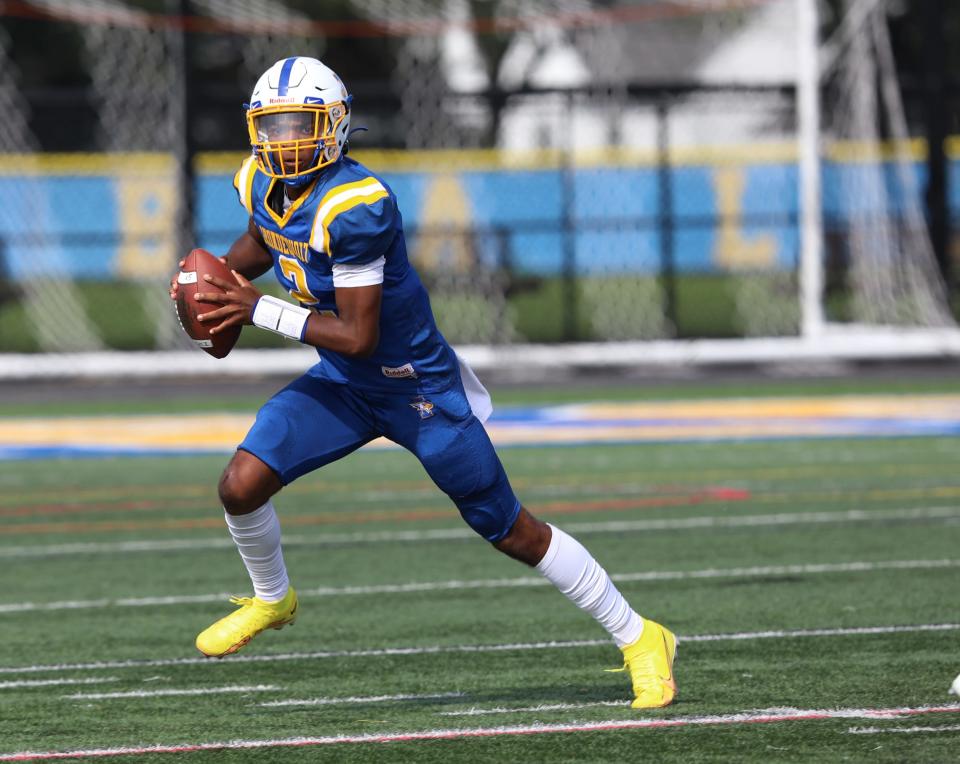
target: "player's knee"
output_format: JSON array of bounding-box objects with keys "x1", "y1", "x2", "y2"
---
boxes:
[
  {"x1": 459, "y1": 496, "x2": 520, "y2": 542},
  {"x1": 218, "y1": 466, "x2": 254, "y2": 514},
  {"x1": 414, "y1": 411, "x2": 522, "y2": 540},
  {"x1": 218, "y1": 451, "x2": 280, "y2": 514},
  {"x1": 452, "y1": 458, "x2": 521, "y2": 542},
  {"x1": 419, "y1": 423, "x2": 515, "y2": 540},
  {"x1": 493, "y1": 507, "x2": 551, "y2": 566}
]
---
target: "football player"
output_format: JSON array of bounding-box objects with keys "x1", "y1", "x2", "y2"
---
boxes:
[{"x1": 168, "y1": 56, "x2": 677, "y2": 709}]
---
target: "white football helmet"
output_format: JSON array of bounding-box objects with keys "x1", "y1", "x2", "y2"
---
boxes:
[{"x1": 245, "y1": 57, "x2": 352, "y2": 185}]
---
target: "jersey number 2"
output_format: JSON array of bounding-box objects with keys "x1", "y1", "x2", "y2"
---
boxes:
[{"x1": 279, "y1": 256, "x2": 318, "y2": 305}]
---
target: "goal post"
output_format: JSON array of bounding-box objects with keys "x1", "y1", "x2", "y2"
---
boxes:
[{"x1": 797, "y1": 0, "x2": 826, "y2": 340}]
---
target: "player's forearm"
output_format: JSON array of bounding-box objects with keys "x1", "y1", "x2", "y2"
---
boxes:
[
  {"x1": 248, "y1": 296, "x2": 379, "y2": 356},
  {"x1": 224, "y1": 220, "x2": 272, "y2": 281},
  {"x1": 248, "y1": 283, "x2": 382, "y2": 356},
  {"x1": 303, "y1": 283, "x2": 382, "y2": 357},
  {"x1": 301, "y1": 313, "x2": 380, "y2": 358},
  {"x1": 223, "y1": 235, "x2": 271, "y2": 281}
]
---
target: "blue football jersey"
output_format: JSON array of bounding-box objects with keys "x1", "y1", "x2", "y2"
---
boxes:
[{"x1": 233, "y1": 154, "x2": 459, "y2": 392}]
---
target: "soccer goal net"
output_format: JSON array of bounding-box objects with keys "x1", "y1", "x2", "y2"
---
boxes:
[{"x1": 0, "y1": 0, "x2": 957, "y2": 380}]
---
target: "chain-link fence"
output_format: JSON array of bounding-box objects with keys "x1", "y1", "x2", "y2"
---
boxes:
[{"x1": 0, "y1": 0, "x2": 953, "y2": 356}]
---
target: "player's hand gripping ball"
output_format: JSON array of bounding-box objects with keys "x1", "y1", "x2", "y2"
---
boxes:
[{"x1": 174, "y1": 249, "x2": 243, "y2": 358}]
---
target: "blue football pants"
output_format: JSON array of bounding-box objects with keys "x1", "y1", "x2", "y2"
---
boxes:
[{"x1": 238, "y1": 366, "x2": 521, "y2": 542}]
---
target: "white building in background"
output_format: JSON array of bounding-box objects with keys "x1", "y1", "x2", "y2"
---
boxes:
[{"x1": 439, "y1": 0, "x2": 801, "y2": 152}]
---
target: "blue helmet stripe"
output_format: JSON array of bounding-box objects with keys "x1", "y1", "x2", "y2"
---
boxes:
[{"x1": 277, "y1": 57, "x2": 297, "y2": 97}]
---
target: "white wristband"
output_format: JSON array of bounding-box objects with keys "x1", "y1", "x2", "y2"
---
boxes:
[{"x1": 251, "y1": 295, "x2": 311, "y2": 341}]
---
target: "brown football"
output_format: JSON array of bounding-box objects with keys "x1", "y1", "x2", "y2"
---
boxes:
[{"x1": 174, "y1": 248, "x2": 242, "y2": 359}]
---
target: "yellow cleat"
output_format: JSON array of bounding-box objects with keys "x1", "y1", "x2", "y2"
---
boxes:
[
  {"x1": 619, "y1": 618, "x2": 678, "y2": 709},
  {"x1": 195, "y1": 586, "x2": 298, "y2": 658}
]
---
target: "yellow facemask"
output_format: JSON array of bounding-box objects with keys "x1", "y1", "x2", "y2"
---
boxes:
[{"x1": 246, "y1": 102, "x2": 348, "y2": 181}]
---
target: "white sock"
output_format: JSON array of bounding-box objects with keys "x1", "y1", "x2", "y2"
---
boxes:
[
  {"x1": 224, "y1": 500, "x2": 289, "y2": 602},
  {"x1": 535, "y1": 523, "x2": 643, "y2": 648}
]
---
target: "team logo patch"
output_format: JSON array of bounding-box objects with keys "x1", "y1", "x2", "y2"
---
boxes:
[
  {"x1": 382, "y1": 363, "x2": 417, "y2": 379},
  {"x1": 409, "y1": 396, "x2": 435, "y2": 419}
]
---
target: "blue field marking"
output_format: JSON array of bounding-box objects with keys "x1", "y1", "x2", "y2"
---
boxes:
[{"x1": 0, "y1": 446, "x2": 225, "y2": 461}]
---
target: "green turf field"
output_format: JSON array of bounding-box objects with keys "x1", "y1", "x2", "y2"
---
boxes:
[
  {"x1": 0, "y1": 272, "x2": 805, "y2": 352},
  {"x1": 1, "y1": 385, "x2": 959, "y2": 761}
]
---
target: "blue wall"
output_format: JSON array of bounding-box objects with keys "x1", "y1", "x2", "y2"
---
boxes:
[{"x1": 0, "y1": 155, "x2": 943, "y2": 280}]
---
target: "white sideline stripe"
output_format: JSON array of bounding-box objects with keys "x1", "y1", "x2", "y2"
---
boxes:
[
  {"x1": 5, "y1": 329, "x2": 960, "y2": 382},
  {"x1": 2, "y1": 704, "x2": 959, "y2": 760},
  {"x1": 439, "y1": 700, "x2": 627, "y2": 716},
  {"x1": 63, "y1": 685, "x2": 279, "y2": 700},
  {"x1": 848, "y1": 724, "x2": 960, "y2": 735},
  {"x1": 3, "y1": 557, "x2": 958, "y2": 615},
  {"x1": 0, "y1": 676, "x2": 118, "y2": 690},
  {"x1": 0, "y1": 538, "x2": 238, "y2": 558},
  {"x1": 3, "y1": 504, "x2": 959, "y2": 560},
  {"x1": 1, "y1": 623, "x2": 957, "y2": 676},
  {"x1": 680, "y1": 623, "x2": 960, "y2": 643},
  {"x1": 261, "y1": 691, "x2": 465, "y2": 708}
]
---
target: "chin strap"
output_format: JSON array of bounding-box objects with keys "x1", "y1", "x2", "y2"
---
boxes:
[
  {"x1": 279, "y1": 174, "x2": 318, "y2": 188},
  {"x1": 341, "y1": 126, "x2": 368, "y2": 156}
]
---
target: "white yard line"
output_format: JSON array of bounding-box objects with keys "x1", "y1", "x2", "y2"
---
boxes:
[
  {"x1": 0, "y1": 677, "x2": 118, "y2": 690},
  {"x1": 261, "y1": 691, "x2": 465, "y2": 708},
  {"x1": 0, "y1": 538, "x2": 239, "y2": 558},
  {"x1": 63, "y1": 685, "x2": 279, "y2": 701},
  {"x1": 1, "y1": 623, "x2": 957, "y2": 676},
  {"x1": 2, "y1": 504, "x2": 958, "y2": 559},
  {"x1": 439, "y1": 700, "x2": 627, "y2": 716},
  {"x1": 848, "y1": 724, "x2": 960, "y2": 735},
  {"x1": 2, "y1": 557, "x2": 956, "y2": 615},
  {"x1": 679, "y1": 624, "x2": 960, "y2": 643},
  {"x1": 2, "y1": 704, "x2": 959, "y2": 760}
]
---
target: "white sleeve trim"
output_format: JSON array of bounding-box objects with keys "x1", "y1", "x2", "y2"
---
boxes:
[
  {"x1": 235, "y1": 155, "x2": 257, "y2": 214},
  {"x1": 332, "y1": 256, "x2": 386, "y2": 288}
]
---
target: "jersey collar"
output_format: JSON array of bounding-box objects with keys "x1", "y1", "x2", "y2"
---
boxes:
[{"x1": 262, "y1": 176, "x2": 319, "y2": 228}]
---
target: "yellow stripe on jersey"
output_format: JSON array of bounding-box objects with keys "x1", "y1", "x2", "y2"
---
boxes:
[
  {"x1": 319, "y1": 189, "x2": 390, "y2": 255},
  {"x1": 309, "y1": 177, "x2": 388, "y2": 255},
  {"x1": 233, "y1": 155, "x2": 258, "y2": 215}
]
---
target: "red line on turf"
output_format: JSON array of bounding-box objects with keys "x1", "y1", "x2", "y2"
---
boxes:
[
  {"x1": 0, "y1": 488, "x2": 750, "y2": 535},
  {"x1": 0, "y1": 498, "x2": 210, "y2": 519},
  {"x1": 2, "y1": 705, "x2": 958, "y2": 760}
]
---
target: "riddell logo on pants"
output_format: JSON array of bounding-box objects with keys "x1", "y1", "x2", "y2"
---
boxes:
[{"x1": 381, "y1": 363, "x2": 417, "y2": 379}]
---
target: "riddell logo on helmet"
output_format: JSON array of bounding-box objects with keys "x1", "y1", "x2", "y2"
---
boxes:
[{"x1": 269, "y1": 97, "x2": 296, "y2": 104}]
